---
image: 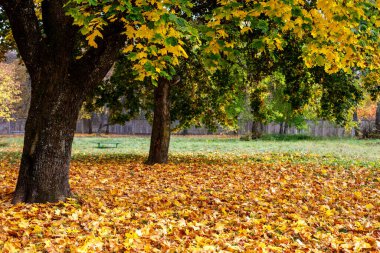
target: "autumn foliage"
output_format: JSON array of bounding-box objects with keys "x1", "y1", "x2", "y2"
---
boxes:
[
  {"x1": 358, "y1": 102, "x2": 377, "y2": 121},
  {"x1": 0, "y1": 154, "x2": 379, "y2": 252},
  {"x1": 0, "y1": 62, "x2": 21, "y2": 120}
]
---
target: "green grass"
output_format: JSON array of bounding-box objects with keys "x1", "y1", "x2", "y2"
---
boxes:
[{"x1": 1, "y1": 134, "x2": 380, "y2": 167}]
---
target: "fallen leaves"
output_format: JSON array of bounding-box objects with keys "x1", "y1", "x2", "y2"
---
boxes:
[{"x1": 0, "y1": 155, "x2": 379, "y2": 252}]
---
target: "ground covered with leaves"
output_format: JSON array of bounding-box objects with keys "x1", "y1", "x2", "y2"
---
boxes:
[{"x1": 0, "y1": 154, "x2": 379, "y2": 252}]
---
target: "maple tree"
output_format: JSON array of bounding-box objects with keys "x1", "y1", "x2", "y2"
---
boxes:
[
  {"x1": 0, "y1": 62, "x2": 21, "y2": 121},
  {"x1": 357, "y1": 95, "x2": 377, "y2": 121},
  {"x1": 92, "y1": 53, "x2": 244, "y2": 164},
  {"x1": 0, "y1": 0, "x2": 126, "y2": 203}
]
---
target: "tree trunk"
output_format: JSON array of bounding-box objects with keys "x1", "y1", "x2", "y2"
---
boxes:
[
  {"x1": 98, "y1": 116, "x2": 103, "y2": 134},
  {"x1": 353, "y1": 110, "x2": 360, "y2": 137},
  {"x1": 88, "y1": 116, "x2": 93, "y2": 134},
  {"x1": 279, "y1": 122, "x2": 284, "y2": 134},
  {"x1": 284, "y1": 122, "x2": 289, "y2": 135},
  {"x1": 12, "y1": 75, "x2": 85, "y2": 203},
  {"x1": 251, "y1": 121, "x2": 263, "y2": 139},
  {"x1": 376, "y1": 102, "x2": 380, "y2": 132},
  {"x1": 106, "y1": 123, "x2": 110, "y2": 135},
  {"x1": 147, "y1": 78, "x2": 171, "y2": 164},
  {"x1": 2, "y1": 0, "x2": 126, "y2": 204}
]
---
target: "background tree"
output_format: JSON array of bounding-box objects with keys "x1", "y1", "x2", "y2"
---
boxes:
[
  {"x1": 362, "y1": 71, "x2": 380, "y2": 132},
  {"x1": 94, "y1": 52, "x2": 245, "y2": 164},
  {"x1": 5, "y1": 53, "x2": 31, "y2": 120},
  {"x1": 376, "y1": 102, "x2": 380, "y2": 132},
  {"x1": 0, "y1": 61, "x2": 21, "y2": 120},
  {"x1": 0, "y1": 8, "x2": 15, "y2": 60}
]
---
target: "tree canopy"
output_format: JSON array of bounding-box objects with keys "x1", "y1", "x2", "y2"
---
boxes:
[{"x1": 67, "y1": 0, "x2": 380, "y2": 80}]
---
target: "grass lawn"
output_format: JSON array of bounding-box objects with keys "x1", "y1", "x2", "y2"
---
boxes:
[
  {"x1": 1, "y1": 134, "x2": 380, "y2": 163},
  {"x1": 0, "y1": 135, "x2": 379, "y2": 251}
]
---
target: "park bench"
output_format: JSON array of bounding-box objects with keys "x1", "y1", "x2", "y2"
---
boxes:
[
  {"x1": 97, "y1": 142, "x2": 120, "y2": 148},
  {"x1": 11, "y1": 131, "x2": 25, "y2": 134}
]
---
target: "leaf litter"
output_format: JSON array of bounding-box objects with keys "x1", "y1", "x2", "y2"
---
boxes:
[{"x1": 0, "y1": 154, "x2": 379, "y2": 252}]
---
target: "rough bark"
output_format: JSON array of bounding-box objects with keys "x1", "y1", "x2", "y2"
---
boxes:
[
  {"x1": 2, "y1": 1, "x2": 126, "y2": 203},
  {"x1": 147, "y1": 78, "x2": 171, "y2": 164},
  {"x1": 13, "y1": 76, "x2": 85, "y2": 203},
  {"x1": 251, "y1": 121, "x2": 263, "y2": 139}
]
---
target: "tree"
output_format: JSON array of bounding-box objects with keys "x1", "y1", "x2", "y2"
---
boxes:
[
  {"x1": 376, "y1": 102, "x2": 380, "y2": 132},
  {"x1": 362, "y1": 70, "x2": 380, "y2": 132},
  {"x1": 94, "y1": 53, "x2": 244, "y2": 164},
  {"x1": 0, "y1": 61, "x2": 21, "y2": 120},
  {"x1": 0, "y1": 8, "x2": 15, "y2": 60},
  {"x1": 0, "y1": 1, "x2": 126, "y2": 203},
  {"x1": 6, "y1": 54, "x2": 31, "y2": 120}
]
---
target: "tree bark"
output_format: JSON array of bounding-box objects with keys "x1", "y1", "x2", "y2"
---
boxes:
[
  {"x1": 12, "y1": 75, "x2": 85, "y2": 203},
  {"x1": 376, "y1": 102, "x2": 380, "y2": 132},
  {"x1": 105, "y1": 116, "x2": 110, "y2": 135},
  {"x1": 279, "y1": 122, "x2": 284, "y2": 134},
  {"x1": 284, "y1": 122, "x2": 289, "y2": 135},
  {"x1": 251, "y1": 121, "x2": 263, "y2": 139},
  {"x1": 88, "y1": 115, "x2": 93, "y2": 134},
  {"x1": 147, "y1": 78, "x2": 171, "y2": 164},
  {"x1": 2, "y1": 0, "x2": 126, "y2": 203}
]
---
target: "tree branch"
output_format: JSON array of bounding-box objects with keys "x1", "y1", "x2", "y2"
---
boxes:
[
  {"x1": 1, "y1": 0, "x2": 45, "y2": 72},
  {"x1": 41, "y1": 0, "x2": 78, "y2": 60},
  {"x1": 70, "y1": 23, "x2": 126, "y2": 90}
]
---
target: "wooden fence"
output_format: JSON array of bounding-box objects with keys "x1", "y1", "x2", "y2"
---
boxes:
[{"x1": 1, "y1": 118, "x2": 367, "y2": 137}]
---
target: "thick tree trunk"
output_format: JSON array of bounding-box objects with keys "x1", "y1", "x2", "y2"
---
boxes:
[
  {"x1": 12, "y1": 75, "x2": 85, "y2": 203},
  {"x1": 376, "y1": 102, "x2": 380, "y2": 132},
  {"x1": 2, "y1": 0, "x2": 126, "y2": 204},
  {"x1": 147, "y1": 78, "x2": 171, "y2": 164}
]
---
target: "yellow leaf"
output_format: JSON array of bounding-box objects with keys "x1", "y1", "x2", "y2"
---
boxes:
[
  {"x1": 325, "y1": 209, "x2": 334, "y2": 217},
  {"x1": 103, "y1": 5, "x2": 111, "y2": 13},
  {"x1": 3, "y1": 242, "x2": 18, "y2": 253},
  {"x1": 86, "y1": 30, "x2": 103, "y2": 48},
  {"x1": 354, "y1": 191, "x2": 362, "y2": 199},
  {"x1": 215, "y1": 222, "x2": 225, "y2": 231},
  {"x1": 18, "y1": 219, "x2": 29, "y2": 229},
  {"x1": 241, "y1": 27, "x2": 252, "y2": 34}
]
